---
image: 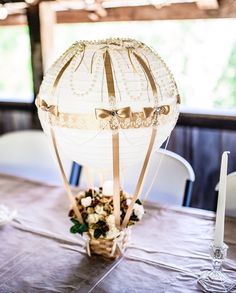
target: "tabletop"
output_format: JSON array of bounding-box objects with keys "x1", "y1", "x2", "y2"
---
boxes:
[{"x1": 0, "y1": 174, "x2": 235, "y2": 293}]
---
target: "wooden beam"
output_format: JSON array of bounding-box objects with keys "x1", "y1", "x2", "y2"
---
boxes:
[
  {"x1": 56, "y1": 0, "x2": 236, "y2": 23},
  {"x1": 26, "y1": 4, "x2": 43, "y2": 99},
  {"x1": 178, "y1": 112, "x2": 236, "y2": 131},
  {"x1": 0, "y1": 13, "x2": 26, "y2": 26},
  {"x1": 196, "y1": 0, "x2": 219, "y2": 10},
  {"x1": 0, "y1": 101, "x2": 34, "y2": 111},
  {"x1": 39, "y1": 1, "x2": 56, "y2": 71}
]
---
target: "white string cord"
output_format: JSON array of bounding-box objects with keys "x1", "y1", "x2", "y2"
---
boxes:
[
  {"x1": 87, "y1": 256, "x2": 124, "y2": 293},
  {"x1": 142, "y1": 135, "x2": 170, "y2": 203}
]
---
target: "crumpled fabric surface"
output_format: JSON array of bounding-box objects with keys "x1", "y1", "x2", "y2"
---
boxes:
[{"x1": 0, "y1": 174, "x2": 235, "y2": 293}]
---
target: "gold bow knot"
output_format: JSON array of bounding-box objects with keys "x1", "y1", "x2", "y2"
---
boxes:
[
  {"x1": 143, "y1": 105, "x2": 170, "y2": 118},
  {"x1": 95, "y1": 107, "x2": 132, "y2": 120},
  {"x1": 36, "y1": 98, "x2": 58, "y2": 116}
]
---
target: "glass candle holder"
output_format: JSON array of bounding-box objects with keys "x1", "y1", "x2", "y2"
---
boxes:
[{"x1": 198, "y1": 243, "x2": 236, "y2": 292}]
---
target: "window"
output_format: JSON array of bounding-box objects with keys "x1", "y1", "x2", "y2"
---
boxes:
[
  {"x1": 52, "y1": 19, "x2": 236, "y2": 114},
  {"x1": 0, "y1": 25, "x2": 33, "y2": 103}
]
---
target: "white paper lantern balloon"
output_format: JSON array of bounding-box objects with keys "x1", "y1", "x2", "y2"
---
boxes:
[{"x1": 37, "y1": 38, "x2": 180, "y2": 173}]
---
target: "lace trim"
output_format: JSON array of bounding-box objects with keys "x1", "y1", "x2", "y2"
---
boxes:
[{"x1": 37, "y1": 105, "x2": 178, "y2": 130}]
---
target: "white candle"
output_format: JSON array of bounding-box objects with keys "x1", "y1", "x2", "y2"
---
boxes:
[
  {"x1": 102, "y1": 180, "x2": 114, "y2": 196},
  {"x1": 214, "y1": 151, "x2": 230, "y2": 247}
]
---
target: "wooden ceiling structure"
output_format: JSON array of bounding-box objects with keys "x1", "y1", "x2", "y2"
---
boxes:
[
  {"x1": 1, "y1": 0, "x2": 236, "y2": 26},
  {"x1": 0, "y1": 0, "x2": 236, "y2": 130}
]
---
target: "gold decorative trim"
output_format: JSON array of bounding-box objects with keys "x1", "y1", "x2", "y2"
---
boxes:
[{"x1": 36, "y1": 97, "x2": 172, "y2": 130}]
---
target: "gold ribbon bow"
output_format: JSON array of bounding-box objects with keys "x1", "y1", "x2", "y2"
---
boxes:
[
  {"x1": 36, "y1": 97, "x2": 58, "y2": 116},
  {"x1": 95, "y1": 107, "x2": 132, "y2": 120},
  {"x1": 143, "y1": 105, "x2": 170, "y2": 118}
]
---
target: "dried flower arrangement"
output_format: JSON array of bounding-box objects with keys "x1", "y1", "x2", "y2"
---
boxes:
[{"x1": 68, "y1": 188, "x2": 144, "y2": 241}]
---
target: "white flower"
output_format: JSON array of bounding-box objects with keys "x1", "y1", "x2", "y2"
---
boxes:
[
  {"x1": 126, "y1": 199, "x2": 132, "y2": 206},
  {"x1": 133, "y1": 203, "x2": 144, "y2": 220},
  {"x1": 87, "y1": 213, "x2": 100, "y2": 224},
  {"x1": 95, "y1": 205, "x2": 104, "y2": 215},
  {"x1": 106, "y1": 226, "x2": 120, "y2": 239},
  {"x1": 81, "y1": 197, "x2": 92, "y2": 207},
  {"x1": 107, "y1": 214, "x2": 115, "y2": 225}
]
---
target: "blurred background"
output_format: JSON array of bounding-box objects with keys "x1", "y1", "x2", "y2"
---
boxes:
[{"x1": 0, "y1": 0, "x2": 236, "y2": 211}]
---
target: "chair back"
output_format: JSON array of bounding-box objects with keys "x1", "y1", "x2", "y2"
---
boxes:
[
  {"x1": 123, "y1": 149, "x2": 195, "y2": 206},
  {"x1": 0, "y1": 130, "x2": 72, "y2": 185},
  {"x1": 215, "y1": 172, "x2": 236, "y2": 217}
]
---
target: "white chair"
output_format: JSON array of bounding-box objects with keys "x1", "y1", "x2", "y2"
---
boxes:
[
  {"x1": 215, "y1": 172, "x2": 236, "y2": 217},
  {"x1": 122, "y1": 149, "x2": 195, "y2": 206},
  {"x1": 0, "y1": 130, "x2": 72, "y2": 185}
]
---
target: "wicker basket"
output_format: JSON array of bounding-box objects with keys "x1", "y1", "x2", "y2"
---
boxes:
[{"x1": 88, "y1": 229, "x2": 130, "y2": 259}]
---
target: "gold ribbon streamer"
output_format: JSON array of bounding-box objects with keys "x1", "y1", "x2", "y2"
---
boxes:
[
  {"x1": 35, "y1": 97, "x2": 58, "y2": 116},
  {"x1": 103, "y1": 50, "x2": 120, "y2": 228},
  {"x1": 50, "y1": 128, "x2": 83, "y2": 224},
  {"x1": 121, "y1": 127, "x2": 157, "y2": 229},
  {"x1": 52, "y1": 53, "x2": 77, "y2": 95},
  {"x1": 132, "y1": 52, "x2": 157, "y2": 100},
  {"x1": 95, "y1": 107, "x2": 131, "y2": 120},
  {"x1": 104, "y1": 50, "x2": 116, "y2": 100},
  {"x1": 112, "y1": 131, "x2": 121, "y2": 228},
  {"x1": 121, "y1": 50, "x2": 160, "y2": 229}
]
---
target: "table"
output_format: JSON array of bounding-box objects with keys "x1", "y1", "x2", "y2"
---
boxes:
[{"x1": 0, "y1": 174, "x2": 235, "y2": 293}]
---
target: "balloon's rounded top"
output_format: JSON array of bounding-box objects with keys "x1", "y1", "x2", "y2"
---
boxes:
[{"x1": 37, "y1": 38, "x2": 180, "y2": 131}]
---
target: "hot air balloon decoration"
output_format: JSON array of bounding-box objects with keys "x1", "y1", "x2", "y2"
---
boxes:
[{"x1": 36, "y1": 38, "x2": 180, "y2": 258}]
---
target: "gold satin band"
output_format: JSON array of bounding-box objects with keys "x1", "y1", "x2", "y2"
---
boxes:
[
  {"x1": 104, "y1": 50, "x2": 115, "y2": 101},
  {"x1": 50, "y1": 128, "x2": 83, "y2": 224},
  {"x1": 121, "y1": 52, "x2": 159, "y2": 228},
  {"x1": 133, "y1": 52, "x2": 158, "y2": 101},
  {"x1": 112, "y1": 131, "x2": 121, "y2": 227},
  {"x1": 52, "y1": 54, "x2": 77, "y2": 95},
  {"x1": 36, "y1": 96, "x2": 171, "y2": 130},
  {"x1": 104, "y1": 50, "x2": 121, "y2": 228},
  {"x1": 121, "y1": 127, "x2": 157, "y2": 229}
]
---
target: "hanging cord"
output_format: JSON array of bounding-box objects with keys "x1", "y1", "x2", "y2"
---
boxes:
[{"x1": 142, "y1": 135, "x2": 170, "y2": 204}]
